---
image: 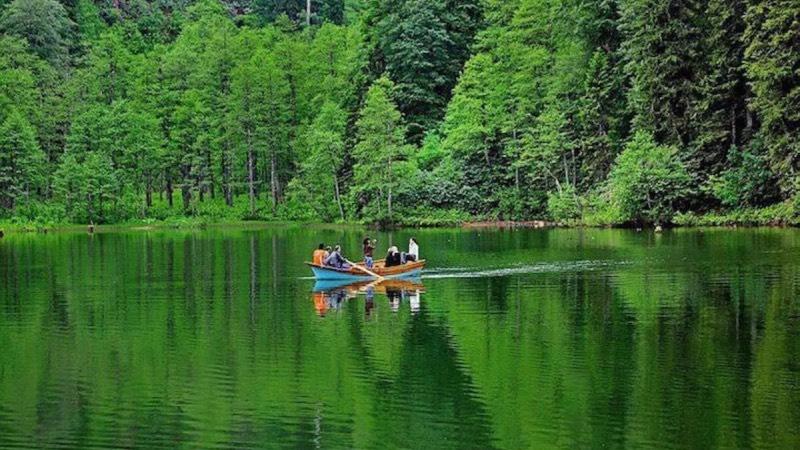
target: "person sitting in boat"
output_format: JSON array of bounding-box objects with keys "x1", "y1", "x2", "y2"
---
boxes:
[
  {"x1": 407, "y1": 237, "x2": 419, "y2": 262},
  {"x1": 312, "y1": 243, "x2": 327, "y2": 265},
  {"x1": 385, "y1": 246, "x2": 402, "y2": 267},
  {"x1": 324, "y1": 245, "x2": 350, "y2": 269},
  {"x1": 363, "y1": 237, "x2": 376, "y2": 269}
]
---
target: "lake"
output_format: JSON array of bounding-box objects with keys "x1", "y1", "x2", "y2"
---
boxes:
[{"x1": 1, "y1": 226, "x2": 799, "y2": 449}]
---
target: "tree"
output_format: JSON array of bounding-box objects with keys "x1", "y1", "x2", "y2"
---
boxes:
[
  {"x1": 171, "y1": 88, "x2": 212, "y2": 212},
  {"x1": 618, "y1": 0, "x2": 706, "y2": 149},
  {"x1": 53, "y1": 151, "x2": 116, "y2": 223},
  {"x1": 252, "y1": 0, "x2": 345, "y2": 25},
  {"x1": 306, "y1": 23, "x2": 364, "y2": 110},
  {"x1": 608, "y1": 131, "x2": 692, "y2": 224},
  {"x1": 353, "y1": 76, "x2": 411, "y2": 221},
  {"x1": 114, "y1": 101, "x2": 163, "y2": 209},
  {"x1": 0, "y1": 109, "x2": 46, "y2": 210},
  {"x1": 692, "y1": 0, "x2": 750, "y2": 183},
  {"x1": 0, "y1": 36, "x2": 64, "y2": 163},
  {"x1": 372, "y1": 0, "x2": 481, "y2": 141},
  {"x1": 743, "y1": 0, "x2": 800, "y2": 193},
  {"x1": 0, "y1": 0, "x2": 75, "y2": 68},
  {"x1": 299, "y1": 101, "x2": 348, "y2": 220},
  {"x1": 230, "y1": 49, "x2": 291, "y2": 216}
]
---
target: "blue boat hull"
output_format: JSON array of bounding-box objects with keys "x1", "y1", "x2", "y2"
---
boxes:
[{"x1": 310, "y1": 266, "x2": 422, "y2": 281}]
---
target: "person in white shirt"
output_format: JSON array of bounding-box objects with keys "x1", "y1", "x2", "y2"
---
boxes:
[{"x1": 408, "y1": 237, "x2": 419, "y2": 261}]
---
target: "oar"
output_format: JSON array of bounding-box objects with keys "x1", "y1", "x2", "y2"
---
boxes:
[{"x1": 345, "y1": 258, "x2": 385, "y2": 281}]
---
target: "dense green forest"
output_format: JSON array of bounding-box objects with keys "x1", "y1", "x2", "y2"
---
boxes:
[{"x1": 0, "y1": 0, "x2": 798, "y2": 227}]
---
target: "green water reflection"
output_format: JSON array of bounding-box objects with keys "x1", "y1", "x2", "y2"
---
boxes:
[{"x1": 0, "y1": 227, "x2": 798, "y2": 448}]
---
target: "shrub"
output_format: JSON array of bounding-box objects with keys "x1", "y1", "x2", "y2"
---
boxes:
[
  {"x1": 708, "y1": 139, "x2": 780, "y2": 208},
  {"x1": 608, "y1": 131, "x2": 692, "y2": 224},
  {"x1": 546, "y1": 184, "x2": 581, "y2": 221},
  {"x1": 580, "y1": 190, "x2": 624, "y2": 226}
]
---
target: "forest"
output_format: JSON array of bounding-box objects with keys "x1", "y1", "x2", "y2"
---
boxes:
[{"x1": 0, "y1": 0, "x2": 798, "y2": 227}]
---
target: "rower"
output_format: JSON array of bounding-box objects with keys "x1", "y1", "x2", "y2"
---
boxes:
[{"x1": 362, "y1": 237, "x2": 376, "y2": 269}]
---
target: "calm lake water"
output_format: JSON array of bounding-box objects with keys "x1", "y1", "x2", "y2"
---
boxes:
[{"x1": 1, "y1": 226, "x2": 799, "y2": 449}]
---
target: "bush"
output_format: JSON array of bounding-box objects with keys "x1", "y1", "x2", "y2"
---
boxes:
[
  {"x1": 580, "y1": 191, "x2": 625, "y2": 226},
  {"x1": 673, "y1": 202, "x2": 797, "y2": 226},
  {"x1": 393, "y1": 206, "x2": 470, "y2": 226},
  {"x1": 708, "y1": 139, "x2": 780, "y2": 208},
  {"x1": 546, "y1": 184, "x2": 581, "y2": 221},
  {"x1": 277, "y1": 195, "x2": 321, "y2": 222},
  {"x1": 608, "y1": 131, "x2": 692, "y2": 224},
  {"x1": 11, "y1": 200, "x2": 67, "y2": 225}
]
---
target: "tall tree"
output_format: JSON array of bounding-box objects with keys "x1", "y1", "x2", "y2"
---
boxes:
[
  {"x1": 618, "y1": 0, "x2": 706, "y2": 148},
  {"x1": 691, "y1": 0, "x2": 750, "y2": 186},
  {"x1": 0, "y1": 0, "x2": 75, "y2": 68},
  {"x1": 0, "y1": 109, "x2": 45, "y2": 210},
  {"x1": 230, "y1": 49, "x2": 291, "y2": 216},
  {"x1": 353, "y1": 76, "x2": 410, "y2": 220},
  {"x1": 299, "y1": 101, "x2": 348, "y2": 220},
  {"x1": 372, "y1": 0, "x2": 481, "y2": 141},
  {"x1": 252, "y1": 0, "x2": 345, "y2": 25},
  {"x1": 53, "y1": 151, "x2": 116, "y2": 223},
  {"x1": 744, "y1": 0, "x2": 800, "y2": 193}
]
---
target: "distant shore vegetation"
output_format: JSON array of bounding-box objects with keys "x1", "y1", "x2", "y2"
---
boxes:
[{"x1": 0, "y1": 0, "x2": 798, "y2": 229}]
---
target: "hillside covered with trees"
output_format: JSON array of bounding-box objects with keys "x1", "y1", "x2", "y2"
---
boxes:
[{"x1": 0, "y1": 0, "x2": 798, "y2": 227}]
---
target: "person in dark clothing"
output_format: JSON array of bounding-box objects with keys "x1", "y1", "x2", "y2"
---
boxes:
[
  {"x1": 363, "y1": 237, "x2": 376, "y2": 269},
  {"x1": 384, "y1": 246, "x2": 402, "y2": 267}
]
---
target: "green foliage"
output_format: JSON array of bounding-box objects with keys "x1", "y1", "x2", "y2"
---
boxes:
[
  {"x1": 608, "y1": 132, "x2": 692, "y2": 224},
  {"x1": 546, "y1": 184, "x2": 581, "y2": 222},
  {"x1": 708, "y1": 139, "x2": 779, "y2": 208},
  {"x1": 674, "y1": 201, "x2": 797, "y2": 226},
  {"x1": 290, "y1": 100, "x2": 348, "y2": 221},
  {"x1": 0, "y1": 0, "x2": 798, "y2": 228},
  {"x1": 0, "y1": 109, "x2": 45, "y2": 211},
  {"x1": 352, "y1": 76, "x2": 412, "y2": 222},
  {"x1": 743, "y1": 0, "x2": 800, "y2": 193},
  {"x1": 619, "y1": 0, "x2": 705, "y2": 148},
  {"x1": 252, "y1": 0, "x2": 345, "y2": 25},
  {"x1": 0, "y1": 0, "x2": 75, "y2": 68},
  {"x1": 370, "y1": 0, "x2": 481, "y2": 141},
  {"x1": 580, "y1": 191, "x2": 625, "y2": 227},
  {"x1": 52, "y1": 151, "x2": 117, "y2": 223}
]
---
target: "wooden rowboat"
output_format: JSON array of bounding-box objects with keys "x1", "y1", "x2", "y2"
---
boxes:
[{"x1": 307, "y1": 259, "x2": 426, "y2": 281}]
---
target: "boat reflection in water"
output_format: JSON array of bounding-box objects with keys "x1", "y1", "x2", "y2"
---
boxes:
[{"x1": 311, "y1": 278, "x2": 425, "y2": 317}]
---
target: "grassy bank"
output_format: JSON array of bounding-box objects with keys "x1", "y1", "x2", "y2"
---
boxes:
[
  {"x1": 672, "y1": 202, "x2": 799, "y2": 227},
  {"x1": 2, "y1": 203, "x2": 799, "y2": 235}
]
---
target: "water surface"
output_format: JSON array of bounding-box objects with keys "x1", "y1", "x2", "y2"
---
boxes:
[{"x1": 1, "y1": 227, "x2": 799, "y2": 448}]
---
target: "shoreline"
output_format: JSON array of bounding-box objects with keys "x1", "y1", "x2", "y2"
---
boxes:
[{"x1": 1, "y1": 216, "x2": 798, "y2": 236}]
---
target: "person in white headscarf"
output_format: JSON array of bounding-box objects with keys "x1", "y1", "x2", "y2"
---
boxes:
[{"x1": 407, "y1": 237, "x2": 419, "y2": 262}]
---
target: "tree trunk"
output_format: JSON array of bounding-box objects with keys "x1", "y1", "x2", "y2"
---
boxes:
[
  {"x1": 182, "y1": 176, "x2": 191, "y2": 212},
  {"x1": 387, "y1": 185, "x2": 393, "y2": 220},
  {"x1": 247, "y1": 129, "x2": 255, "y2": 216},
  {"x1": 306, "y1": 0, "x2": 311, "y2": 26},
  {"x1": 145, "y1": 175, "x2": 153, "y2": 208},
  {"x1": 87, "y1": 193, "x2": 94, "y2": 225},
  {"x1": 166, "y1": 176, "x2": 173, "y2": 208},
  {"x1": 334, "y1": 173, "x2": 344, "y2": 221},
  {"x1": 222, "y1": 139, "x2": 233, "y2": 207},
  {"x1": 270, "y1": 150, "x2": 278, "y2": 216},
  {"x1": 207, "y1": 145, "x2": 215, "y2": 200}
]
